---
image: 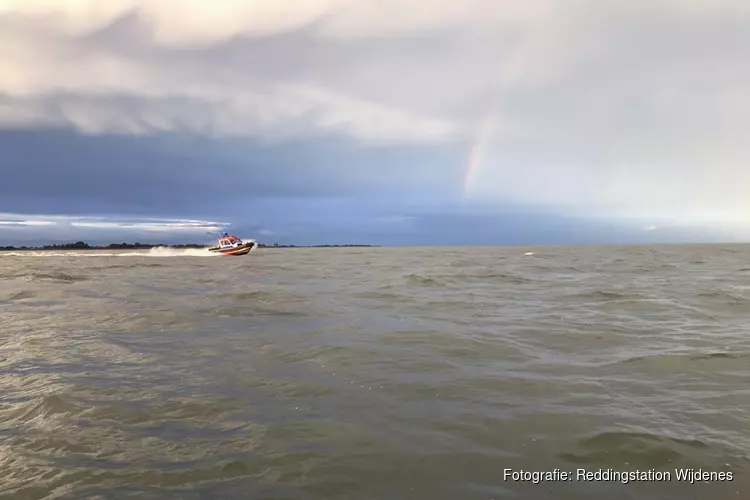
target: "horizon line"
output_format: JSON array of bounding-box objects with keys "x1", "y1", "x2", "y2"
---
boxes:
[{"x1": 1, "y1": 240, "x2": 749, "y2": 250}]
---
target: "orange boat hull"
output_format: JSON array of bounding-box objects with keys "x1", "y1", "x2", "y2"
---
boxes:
[{"x1": 208, "y1": 242, "x2": 257, "y2": 256}]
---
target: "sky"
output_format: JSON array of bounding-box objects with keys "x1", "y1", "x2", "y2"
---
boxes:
[{"x1": 1, "y1": 0, "x2": 749, "y2": 246}]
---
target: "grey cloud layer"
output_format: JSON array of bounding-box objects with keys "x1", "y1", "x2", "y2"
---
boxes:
[{"x1": 1, "y1": 0, "x2": 748, "y2": 225}]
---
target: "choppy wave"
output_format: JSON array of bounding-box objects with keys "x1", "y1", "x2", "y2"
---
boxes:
[
  {"x1": 30, "y1": 271, "x2": 89, "y2": 282},
  {"x1": 560, "y1": 431, "x2": 709, "y2": 467},
  {"x1": 2, "y1": 243, "x2": 750, "y2": 499}
]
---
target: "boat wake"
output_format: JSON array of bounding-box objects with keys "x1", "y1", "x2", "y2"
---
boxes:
[
  {"x1": 0, "y1": 247, "x2": 219, "y2": 258},
  {"x1": 122, "y1": 247, "x2": 219, "y2": 258}
]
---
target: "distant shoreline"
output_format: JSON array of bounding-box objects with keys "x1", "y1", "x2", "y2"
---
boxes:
[{"x1": 0, "y1": 241, "x2": 376, "y2": 251}]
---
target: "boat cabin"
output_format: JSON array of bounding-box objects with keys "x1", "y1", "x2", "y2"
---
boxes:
[{"x1": 219, "y1": 236, "x2": 242, "y2": 248}]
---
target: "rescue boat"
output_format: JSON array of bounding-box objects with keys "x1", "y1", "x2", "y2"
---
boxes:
[{"x1": 208, "y1": 235, "x2": 257, "y2": 256}]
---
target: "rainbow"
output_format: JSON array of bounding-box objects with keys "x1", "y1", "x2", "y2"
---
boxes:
[
  {"x1": 462, "y1": 112, "x2": 497, "y2": 197},
  {"x1": 462, "y1": 82, "x2": 505, "y2": 198}
]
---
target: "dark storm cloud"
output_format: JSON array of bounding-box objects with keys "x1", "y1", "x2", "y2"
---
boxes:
[{"x1": 0, "y1": 128, "x2": 465, "y2": 217}]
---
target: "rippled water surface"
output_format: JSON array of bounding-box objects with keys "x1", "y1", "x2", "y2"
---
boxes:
[{"x1": 2, "y1": 244, "x2": 750, "y2": 499}]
